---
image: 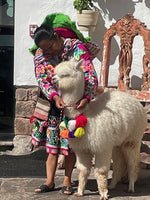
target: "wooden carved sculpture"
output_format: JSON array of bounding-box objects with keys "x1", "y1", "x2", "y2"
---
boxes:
[
  {"x1": 100, "y1": 14, "x2": 150, "y2": 92},
  {"x1": 118, "y1": 15, "x2": 135, "y2": 90},
  {"x1": 142, "y1": 40, "x2": 150, "y2": 90}
]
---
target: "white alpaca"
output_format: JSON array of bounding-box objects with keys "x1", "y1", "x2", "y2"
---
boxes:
[{"x1": 54, "y1": 60, "x2": 147, "y2": 200}]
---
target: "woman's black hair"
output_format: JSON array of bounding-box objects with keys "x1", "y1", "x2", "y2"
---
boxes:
[{"x1": 34, "y1": 24, "x2": 56, "y2": 46}]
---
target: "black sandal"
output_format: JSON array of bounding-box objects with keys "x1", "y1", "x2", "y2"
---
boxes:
[
  {"x1": 35, "y1": 184, "x2": 55, "y2": 193},
  {"x1": 61, "y1": 186, "x2": 74, "y2": 195}
]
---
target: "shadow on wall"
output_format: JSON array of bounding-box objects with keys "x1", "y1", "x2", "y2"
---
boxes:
[
  {"x1": 95, "y1": 0, "x2": 137, "y2": 21},
  {"x1": 131, "y1": 75, "x2": 143, "y2": 90},
  {"x1": 88, "y1": 0, "x2": 150, "y2": 89},
  {"x1": 145, "y1": 0, "x2": 150, "y2": 8},
  {"x1": 90, "y1": 9, "x2": 105, "y2": 61},
  {"x1": 89, "y1": 0, "x2": 138, "y2": 63},
  {"x1": 89, "y1": 0, "x2": 149, "y2": 64}
]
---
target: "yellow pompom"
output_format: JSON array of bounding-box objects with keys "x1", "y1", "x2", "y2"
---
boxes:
[
  {"x1": 74, "y1": 127, "x2": 85, "y2": 138},
  {"x1": 59, "y1": 121, "x2": 67, "y2": 132}
]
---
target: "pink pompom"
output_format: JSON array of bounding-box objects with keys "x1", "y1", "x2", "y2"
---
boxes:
[{"x1": 76, "y1": 115, "x2": 87, "y2": 128}]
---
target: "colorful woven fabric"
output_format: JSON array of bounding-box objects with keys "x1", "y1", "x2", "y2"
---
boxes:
[
  {"x1": 33, "y1": 97, "x2": 51, "y2": 121},
  {"x1": 34, "y1": 38, "x2": 98, "y2": 102},
  {"x1": 54, "y1": 27, "x2": 78, "y2": 39},
  {"x1": 32, "y1": 114, "x2": 72, "y2": 155}
]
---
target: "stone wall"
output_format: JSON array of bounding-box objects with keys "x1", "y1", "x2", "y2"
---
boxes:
[{"x1": 12, "y1": 86, "x2": 40, "y2": 155}]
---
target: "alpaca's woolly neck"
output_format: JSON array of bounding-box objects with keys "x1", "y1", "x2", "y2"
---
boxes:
[{"x1": 62, "y1": 86, "x2": 84, "y2": 119}]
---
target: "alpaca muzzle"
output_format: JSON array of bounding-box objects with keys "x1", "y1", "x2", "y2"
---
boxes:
[{"x1": 52, "y1": 75, "x2": 60, "y2": 87}]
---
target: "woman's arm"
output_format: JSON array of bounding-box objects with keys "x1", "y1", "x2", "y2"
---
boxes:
[
  {"x1": 34, "y1": 48, "x2": 59, "y2": 101},
  {"x1": 73, "y1": 41, "x2": 98, "y2": 102}
]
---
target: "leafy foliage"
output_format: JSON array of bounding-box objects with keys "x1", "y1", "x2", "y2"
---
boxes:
[{"x1": 73, "y1": 0, "x2": 94, "y2": 11}]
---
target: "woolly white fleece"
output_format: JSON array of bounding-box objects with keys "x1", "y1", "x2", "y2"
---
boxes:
[{"x1": 55, "y1": 60, "x2": 147, "y2": 200}]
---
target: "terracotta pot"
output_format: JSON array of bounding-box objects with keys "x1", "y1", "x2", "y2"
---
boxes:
[{"x1": 77, "y1": 10, "x2": 99, "y2": 32}]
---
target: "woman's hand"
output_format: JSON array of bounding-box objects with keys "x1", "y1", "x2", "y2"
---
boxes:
[
  {"x1": 53, "y1": 95, "x2": 65, "y2": 109},
  {"x1": 77, "y1": 98, "x2": 88, "y2": 109}
]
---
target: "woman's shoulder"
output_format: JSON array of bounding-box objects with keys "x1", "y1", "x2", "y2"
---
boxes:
[
  {"x1": 35, "y1": 48, "x2": 43, "y2": 57},
  {"x1": 64, "y1": 38, "x2": 82, "y2": 46}
]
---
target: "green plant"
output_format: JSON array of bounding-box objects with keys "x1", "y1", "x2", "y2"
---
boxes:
[{"x1": 73, "y1": 0, "x2": 94, "y2": 12}]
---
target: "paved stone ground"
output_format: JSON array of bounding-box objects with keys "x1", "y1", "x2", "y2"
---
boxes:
[
  {"x1": 0, "y1": 148, "x2": 150, "y2": 200},
  {"x1": 0, "y1": 167, "x2": 150, "y2": 200}
]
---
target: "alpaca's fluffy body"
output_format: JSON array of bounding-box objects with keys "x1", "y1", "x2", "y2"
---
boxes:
[
  {"x1": 69, "y1": 91, "x2": 145, "y2": 153},
  {"x1": 54, "y1": 60, "x2": 147, "y2": 200}
]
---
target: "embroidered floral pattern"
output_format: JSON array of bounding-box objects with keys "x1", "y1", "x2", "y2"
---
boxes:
[
  {"x1": 32, "y1": 38, "x2": 98, "y2": 155},
  {"x1": 34, "y1": 38, "x2": 98, "y2": 102},
  {"x1": 32, "y1": 115, "x2": 71, "y2": 155}
]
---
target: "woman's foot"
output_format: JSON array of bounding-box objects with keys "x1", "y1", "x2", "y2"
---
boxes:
[
  {"x1": 61, "y1": 186, "x2": 74, "y2": 195},
  {"x1": 35, "y1": 183, "x2": 55, "y2": 193}
]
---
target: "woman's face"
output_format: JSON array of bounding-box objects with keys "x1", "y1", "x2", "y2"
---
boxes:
[{"x1": 38, "y1": 34, "x2": 63, "y2": 55}]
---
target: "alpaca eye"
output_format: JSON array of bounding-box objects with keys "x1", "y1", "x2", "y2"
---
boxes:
[{"x1": 60, "y1": 74, "x2": 70, "y2": 78}]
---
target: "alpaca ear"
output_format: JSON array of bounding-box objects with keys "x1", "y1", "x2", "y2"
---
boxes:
[
  {"x1": 74, "y1": 59, "x2": 84, "y2": 71},
  {"x1": 70, "y1": 57, "x2": 76, "y2": 62}
]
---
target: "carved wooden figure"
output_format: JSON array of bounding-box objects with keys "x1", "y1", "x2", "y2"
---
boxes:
[{"x1": 100, "y1": 14, "x2": 150, "y2": 101}]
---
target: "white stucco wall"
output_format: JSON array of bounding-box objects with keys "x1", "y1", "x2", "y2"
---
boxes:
[{"x1": 14, "y1": 0, "x2": 150, "y2": 88}]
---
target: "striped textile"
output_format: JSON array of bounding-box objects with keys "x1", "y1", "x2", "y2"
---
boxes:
[{"x1": 34, "y1": 98, "x2": 51, "y2": 121}]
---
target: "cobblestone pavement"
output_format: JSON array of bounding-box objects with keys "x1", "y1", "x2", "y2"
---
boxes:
[{"x1": 0, "y1": 167, "x2": 150, "y2": 200}]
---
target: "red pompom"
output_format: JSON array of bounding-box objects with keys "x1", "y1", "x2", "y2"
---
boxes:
[
  {"x1": 30, "y1": 116, "x2": 35, "y2": 123},
  {"x1": 76, "y1": 115, "x2": 87, "y2": 128}
]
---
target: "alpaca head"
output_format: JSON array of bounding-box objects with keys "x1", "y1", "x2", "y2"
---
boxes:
[{"x1": 54, "y1": 59, "x2": 85, "y2": 93}]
